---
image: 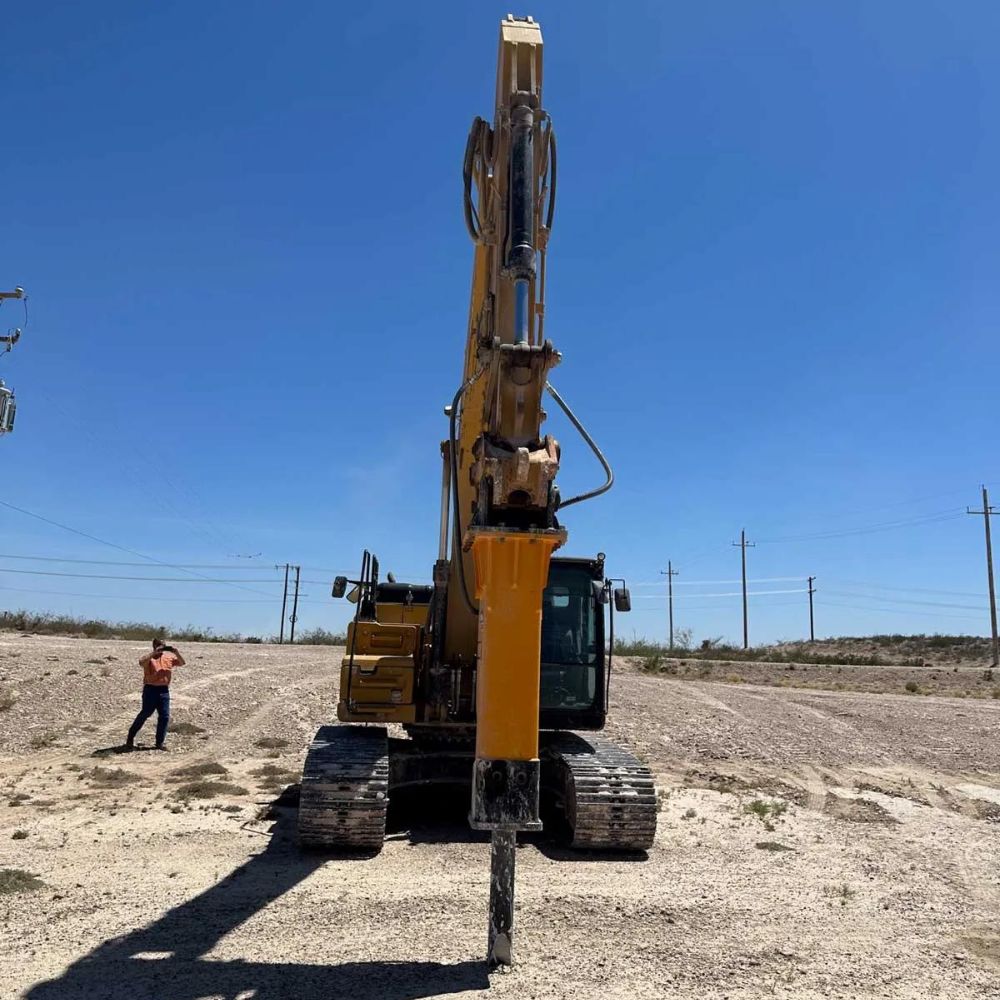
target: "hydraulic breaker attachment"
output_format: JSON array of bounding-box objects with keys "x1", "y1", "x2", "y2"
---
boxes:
[{"x1": 468, "y1": 525, "x2": 565, "y2": 966}]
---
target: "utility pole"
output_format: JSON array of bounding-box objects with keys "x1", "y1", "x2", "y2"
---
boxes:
[
  {"x1": 660, "y1": 562, "x2": 679, "y2": 648},
  {"x1": 290, "y1": 565, "x2": 301, "y2": 643},
  {"x1": 967, "y1": 486, "x2": 999, "y2": 673},
  {"x1": 807, "y1": 576, "x2": 816, "y2": 643},
  {"x1": 0, "y1": 286, "x2": 26, "y2": 436},
  {"x1": 732, "y1": 530, "x2": 755, "y2": 649},
  {"x1": 278, "y1": 563, "x2": 290, "y2": 644}
]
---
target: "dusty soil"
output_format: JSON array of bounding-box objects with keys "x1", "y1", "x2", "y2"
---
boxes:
[
  {"x1": 638, "y1": 655, "x2": 1000, "y2": 699},
  {"x1": 1, "y1": 632, "x2": 999, "y2": 999}
]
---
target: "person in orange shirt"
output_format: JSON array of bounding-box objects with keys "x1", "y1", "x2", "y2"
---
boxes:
[{"x1": 125, "y1": 638, "x2": 186, "y2": 751}]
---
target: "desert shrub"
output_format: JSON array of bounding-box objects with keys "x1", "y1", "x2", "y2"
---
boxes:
[
  {"x1": 254, "y1": 736, "x2": 289, "y2": 749},
  {"x1": 0, "y1": 869, "x2": 44, "y2": 894},
  {"x1": 168, "y1": 722, "x2": 205, "y2": 736},
  {"x1": 251, "y1": 764, "x2": 299, "y2": 789},
  {"x1": 0, "y1": 686, "x2": 15, "y2": 712},
  {"x1": 295, "y1": 627, "x2": 347, "y2": 645},
  {"x1": 174, "y1": 781, "x2": 249, "y2": 800},
  {"x1": 88, "y1": 767, "x2": 142, "y2": 787},
  {"x1": 170, "y1": 762, "x2": 228, "y2": 779},
  {"x1": 745, "y1": 799, "x2": 788, "y2": 831},
  {"x1": 0, "y1": 610, "x2": 248, "y2": 643}
]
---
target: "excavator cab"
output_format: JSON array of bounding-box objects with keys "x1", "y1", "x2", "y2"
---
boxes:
[{"x1": 539, "y1": 556, "x2": 613, "y2": 731}]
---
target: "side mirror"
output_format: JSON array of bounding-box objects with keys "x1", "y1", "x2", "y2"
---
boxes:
[
  {"x1": 613, "y1": 587, "x2": 631, "y2": 613},
  {"x1": 332, "y1": 576, "x2": 348, "y2": 599}
]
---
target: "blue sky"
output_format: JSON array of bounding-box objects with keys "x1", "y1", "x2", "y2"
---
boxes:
[{"x1": 1, "y1": 1, "x2": 998, "y2": 644}]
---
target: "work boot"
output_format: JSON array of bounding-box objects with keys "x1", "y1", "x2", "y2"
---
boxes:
[
  {"x1": 154, "y1": 744, "x2": 168, "y2": 752},
  {"x1": 124, "y1": 739, "x2": 134, "y2": 751}
]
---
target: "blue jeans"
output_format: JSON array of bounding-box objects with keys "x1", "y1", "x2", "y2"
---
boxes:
[{"x1": 127, "y1": 684, "x2": 170, "y2": 747}]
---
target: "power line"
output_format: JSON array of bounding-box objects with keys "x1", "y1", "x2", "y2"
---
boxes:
[
  {"x1": 0, "y1": 584, "x2": 277, "y2": 604},
  {"x1": 0, "y1": 551, "x2": 415, "y2": 577},
  {"x1": 0, "y1": 567, "x2": 287, "y2": 584},
  {"x1": 825, "y1": 578, "x2": 985, "y2": 599},
  {"x1": 815, "y1": 598, "x2": 985, "y2": 623},
  {"x1": 28, "y1": 385, "x2": 267, "y2": 560},
  {"x1": 628, "y1": 598, "x2": 807, "y2": 614},
  {"x1": 756, "y1": 509, "x2": 965, "y2": 543},
  {"x1": 0, "y1": 552, "x2": 341, "y2": 572},
  {"x1": 0, "y1": 498, "x2": 275, "y2": 598},
  {"x1": 631, "y1": 576, "x2": 804, "y2": 587},
  {"x1": 635, "y1": 589, "x2": 807, "y2": 599},
  {"x1": 824, "y1": 589, "x2": 987, "y2": 612}
]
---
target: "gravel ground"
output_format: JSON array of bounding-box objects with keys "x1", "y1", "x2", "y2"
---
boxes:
[{"x1": 1, "y1": 633, "x2": 999, "y2": 999}]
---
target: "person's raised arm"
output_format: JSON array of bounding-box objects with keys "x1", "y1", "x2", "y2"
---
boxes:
[{"x1": 163, "y1": 645, "x2": 185, "y2": 667}]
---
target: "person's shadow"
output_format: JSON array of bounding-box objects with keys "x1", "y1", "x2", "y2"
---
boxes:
[
  {"x1": 25, "y1": 791, "x2": 489, "y2": 1000},
  {"x1": 91, "y1": 744, "x2": 153, "y2": 757}
]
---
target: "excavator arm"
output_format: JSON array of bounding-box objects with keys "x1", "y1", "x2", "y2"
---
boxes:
[{"x1": 441, "y1": 16, "x2": 566, "y2": 967}]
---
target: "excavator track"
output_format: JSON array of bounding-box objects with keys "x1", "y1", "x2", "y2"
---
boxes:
[
  {"x1": 545, "y1": 733, "x2": 657, "y2": 850},
  {"x1": 298, "y1": 725, "x2": 389, "y2": 852}
]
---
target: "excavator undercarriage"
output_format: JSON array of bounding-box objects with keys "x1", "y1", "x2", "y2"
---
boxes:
[{"x1": 299, "y1": 724, "x2": 657, "y2": 855}]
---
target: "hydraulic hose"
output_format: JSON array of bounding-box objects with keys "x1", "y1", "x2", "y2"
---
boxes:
[
  {"x1": 448, "y1": 371, "x2": 486, "y2": 615},
  {"x1": 463, "y1": 117, "x2": 489, "y2": 243},
  {"x1": 543, "y1": 124, "x2": 557, "y2": 233},
  {"x1": 545, "y1": 382, "x2": 614, "y2": 509}
]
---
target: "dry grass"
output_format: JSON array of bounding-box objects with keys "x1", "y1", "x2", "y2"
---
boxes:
[
  {"x1": 253, "y1": 736, "x2": 288, "y2": 750},
  {"x1": 251, "y1": 763, "x2": 299, "y2": 790},
  {"x1": 173, "y1": 780, "x2": 249, "y2": 800},
  {"x1": 0, "y1": 869, "x2": 44, "y2": 895},
  {"x1": 169, "y1": 762, "x2": 228, "y2": 780},
  {"x1": 88, "y1": 767, "x2": 142, "y2": 788},
  {"x1": 168, "y1": 722, "x2": 206, "y2": 736}
]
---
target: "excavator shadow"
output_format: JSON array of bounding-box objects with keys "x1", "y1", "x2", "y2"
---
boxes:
[
  {"x1": 387, "y1": 784, "x2": 487, "y2": 846},
  {"x1": 24, "y1": 791, "x2": 489, "y2": 1000},
  {"x1": 388, "y1": 784, "x2": 649, "y2": 862}
]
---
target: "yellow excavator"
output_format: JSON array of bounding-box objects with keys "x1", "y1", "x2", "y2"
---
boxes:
[{"x1": 299, "y1": 15, "x2": 656, "y2": 966}]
